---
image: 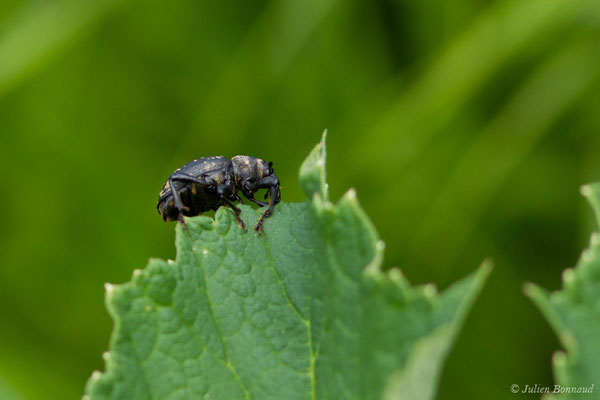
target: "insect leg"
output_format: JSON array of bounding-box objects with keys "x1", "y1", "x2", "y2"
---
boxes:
[
  {"x1": 244, "y1": 194, "x2": 268, "y2": 207},
  {"x1": 216, "y1": 182, "x2": 247, "y2": 232},
  {"x1": 221, "y1": 197, "x2": 247, "y2": 231},
  {"x1": 253, "y1": 176, "x2": 280, "y2": 234},
  {"x1": 168, "y1": 179, "x2": 187, "y2": 225},
  {"x1": 234, "y1": 193, "x2": 245, "y2": 204},
  {"x1": 170, "y1": 172, "x2": 214, "y2": 188}
]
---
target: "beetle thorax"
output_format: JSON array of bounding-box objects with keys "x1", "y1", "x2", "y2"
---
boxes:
[{"x1": 231, "y1": 156, "x2": 264, "y2": 185}]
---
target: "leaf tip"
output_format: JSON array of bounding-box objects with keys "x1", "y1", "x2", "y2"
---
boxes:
[
  {"x1": 580, "y1": 184, "x2": 592, "y2": 197},
  {"x1": 365, "y1": 239, "x2": 386, "y2": 276},
  {"x1": 522, "y1": 281, "x2": 543, "y2": 300},
  {"x1": 341, "y1": 188, "x2": 360, "y2": 207},
  {"x1": 581, "y1": 182, "x2": 600, "y2": 227},
  {"x1": 591, "y1": 232, "x2": 600, "y2": 247},
  {"x1": 423, "y1": 283, "x2": 437, "y2": 298},
  {"x1": 345, "y1": 188, "x2": 358, "y2": 203},
  {"x1": 299, "y1": 130, "x2": 329, "y2": 201},
  {"x1": 90, "y1": 370, "x2": 102, "y2": 381},
  {"x1": 524, "y1": 283, "x2": 579, "y2": 352},
  {"x1": 474, "y1": 259, "x2": 493, "y2": 286},
  {"x1": 104, "y1": 282, "x2": 115, "y2": 293},
  {"x1": 561, "y1": 268, "x2": 575, "y2": 285},
  {"x1": 553, "y1": 350, "x2": 568, "y2": 367}
]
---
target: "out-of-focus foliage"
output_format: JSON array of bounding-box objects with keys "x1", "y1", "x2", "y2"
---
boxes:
[
  {"x1": 526, "y1": 184, "x2": 600, "y2": 400},
  {"x1": 0, "y1": 0, "x2": 598, "y2": 399}
]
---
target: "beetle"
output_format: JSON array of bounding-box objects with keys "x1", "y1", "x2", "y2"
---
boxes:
[{"x1": 157, "y1": 155, "x2": 281, "y2": 234}]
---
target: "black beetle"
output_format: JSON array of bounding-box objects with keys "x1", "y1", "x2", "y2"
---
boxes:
[{"x1": 157, "y1": 155, "x2": 281, "y2": 234}]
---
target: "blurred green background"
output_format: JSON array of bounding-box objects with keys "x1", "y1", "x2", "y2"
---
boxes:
[{"x1": 1, "y1": 0, "x2": 599, "y2": 399}]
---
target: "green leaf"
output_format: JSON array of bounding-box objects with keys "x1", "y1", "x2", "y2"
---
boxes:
[
  {"x1": 85, "y1": 132, "x2": 490, "y2": 400},
  {"x1": 525, "y1": 183, "x2": 600, "y2": 399}
]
